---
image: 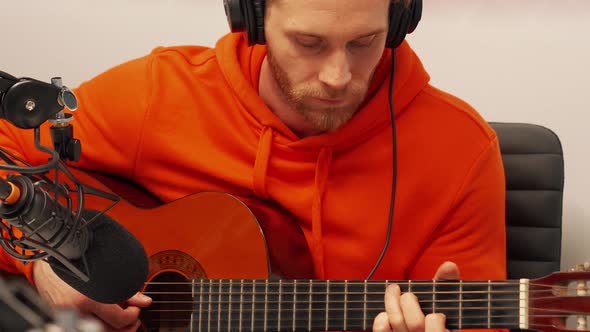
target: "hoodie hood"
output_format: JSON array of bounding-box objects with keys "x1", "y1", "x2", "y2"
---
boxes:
[
  {"x1": 215, "y1": 33, "x2": 430, "y2": 150},
  {"x1": 215, "y1": 32, "x2": 430, "y2": 278}
]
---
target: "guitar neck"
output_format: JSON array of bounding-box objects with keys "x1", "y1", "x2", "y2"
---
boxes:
[{"x1": 187, "y1": 279, "x2": 527, "y2": 331}]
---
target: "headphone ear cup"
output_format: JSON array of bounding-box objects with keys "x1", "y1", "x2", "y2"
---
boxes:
[
  {"x1": 386, "y1": 0, "x2": 422, "y2": 49},
  {"x1": 223, "y1": 0, "x2": 266, "y2": 45},
  {"x1": 408, "y1": 0, "x2": 422, "y2": 33},
  {"x1": 223, "y1": 0, "x2": 247, "y2": 32},
  {"x1": 250, "y1": 0, "x2": 266, "y2": 44}
]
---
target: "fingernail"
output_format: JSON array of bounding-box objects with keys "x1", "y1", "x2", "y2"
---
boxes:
[{"x1": 138, "y1": 292, "x2": 152, "y2": 301}]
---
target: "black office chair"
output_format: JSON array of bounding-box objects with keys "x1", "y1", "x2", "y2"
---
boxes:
[{"x1": 490, "y1": 122, "x2": 564, "y2": 279}]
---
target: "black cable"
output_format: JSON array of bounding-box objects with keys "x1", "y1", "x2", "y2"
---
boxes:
[
  {"x1": 366, "y1": 50, "x2": 398, "y2": 280},
  {"x1": 0, "y1": 150, "x2": 17, "y2": 166},
  {"x1": 0, "y1": 128, "x2": 58, "y2": 174}
]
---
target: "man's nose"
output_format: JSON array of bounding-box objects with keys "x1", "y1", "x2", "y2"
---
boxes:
[{"x1": 318, "y1": 50, "x2": 352, "y2": 91}]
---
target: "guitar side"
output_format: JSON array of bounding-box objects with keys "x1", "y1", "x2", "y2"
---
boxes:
[
  {"x1": 70, "y1": 170, "x2": 271, "y2": 279},
  {"x1": 67, "y1": 170, "x2": 274, "y2": 330}
]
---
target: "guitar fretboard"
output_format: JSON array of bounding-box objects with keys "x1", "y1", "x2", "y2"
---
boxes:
[{"x1": 188, "y1": 279, "x2": 523, "y2": 331}]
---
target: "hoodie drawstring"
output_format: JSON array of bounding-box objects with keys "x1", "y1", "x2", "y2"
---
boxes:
[
  {"x1": 252, "y1": 126, "x2": 273, "y2": 200},
  {"x1": 252, "y1": 127, "x2": 333, "y2": 279},
  {"x1": 310, "y1": 146, "x2": 332, "y2": 278}
]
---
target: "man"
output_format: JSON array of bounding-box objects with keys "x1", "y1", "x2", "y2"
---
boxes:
[{"x1": 0, "y1": 0, "x2": 506, "y2": 331}]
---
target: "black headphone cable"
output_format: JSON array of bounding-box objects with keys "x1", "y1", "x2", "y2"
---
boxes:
[{"x1": 366, "y1": 50, "x2": 398, "y2": 280}]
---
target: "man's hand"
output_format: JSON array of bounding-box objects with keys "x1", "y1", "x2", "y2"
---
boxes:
[
  {"x1": 33, "y1": 260, "x2": 152, "y2": 331},
  {"x1": 373, "y1": 261, "x2": 460, "y2": 332}
]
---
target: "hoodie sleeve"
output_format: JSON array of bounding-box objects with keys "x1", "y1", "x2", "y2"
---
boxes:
[
  {"x1": 0, "y1": 118, "x2": 48, "y2": 284},
  {"x1": 0, "y1": 53, "x2": 155, "y2": 284},
  {"x1": 407, "y1": 136, "x2": 507, "y2": 281}
]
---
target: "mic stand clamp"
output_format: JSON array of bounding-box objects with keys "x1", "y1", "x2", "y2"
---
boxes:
[
  {"x1": 48, "y1": 78, "x2": 81, "y2": 162},
  {"x1": 49, "y1": 114, "x2": 81, "y2": 162}
]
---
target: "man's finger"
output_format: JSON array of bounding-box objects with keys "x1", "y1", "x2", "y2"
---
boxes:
[
  {"x1": 124, "y1": 292, "x2": 152, "y2": 308},
  {"x1": 385, "y1": 284, "x2": 409, "y2": 332},
  {"x1": 90, "y1": 303, "x2": 142, "y2": 330},
  {"x1": 400, "y1": 292, "x2": 425, "y2": 332},
  {"x1": 433, "y1": 261, "x2": 460, "y2": 280},
  {"x1": 373, "y1": 312, "x2": 393, "y2": 332},
  {"x1": 425, "y1": 313, "x2": 447, "y2": 332},
  {"x1": 104, "y1": 318, "x2": 142, "y2": 332}
]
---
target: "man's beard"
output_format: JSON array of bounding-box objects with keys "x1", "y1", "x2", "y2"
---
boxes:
[{"x1": 267, "y1": 49, "x2": 368, "y2": 133}]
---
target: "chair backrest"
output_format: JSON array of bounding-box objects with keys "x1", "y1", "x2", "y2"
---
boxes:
[{"x1": 489, "y1": 122, "x2": 564, "y2": 279}]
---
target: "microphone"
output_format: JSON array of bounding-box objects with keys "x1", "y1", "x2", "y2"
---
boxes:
[
  {"x1": 0, "y1": 70, "x2": 78, "y2": 130},
  {"x1": 0, "y1": 69, "x2": 148, "y2": 304},
  {"x1": 0, "y1": 174, "x2": 149, "y2": 304}
]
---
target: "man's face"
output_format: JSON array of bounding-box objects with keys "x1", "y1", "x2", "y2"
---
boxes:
[{"x1": 264, "y1": 0, "x2": 390, "y2": 132}]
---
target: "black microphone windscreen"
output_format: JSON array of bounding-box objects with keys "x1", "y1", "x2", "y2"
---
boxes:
[{"x1": 48, "y1": 210, "x2": 149, "y2": 304}]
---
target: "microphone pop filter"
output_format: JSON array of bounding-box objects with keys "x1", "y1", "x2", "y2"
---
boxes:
[{"x1": 48, "y1": 210, "x2": 149, "y2": 304}]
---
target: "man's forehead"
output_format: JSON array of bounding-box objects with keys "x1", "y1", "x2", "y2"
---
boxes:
[
  {"x1": 271, "y1": 0, "x2": 390, "y2": 12},
  {"x1": 271, "y1": 0, "x2": 389, "y2": 35}
]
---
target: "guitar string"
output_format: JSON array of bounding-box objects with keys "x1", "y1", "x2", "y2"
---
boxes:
[
  {"x1": 138, "y1": 313, "x2": 564, "y2": 319},
  {"x1": 146, "y1": 297, "x2": 563, "y2": 304},
  {"x1": 144, "y1": 280, "x2": 568, "y2": 286},
  {"x1": 142, "y1": 281, "x2": 583, "y2": 292},
  {"x1": 141, "y1": 290, "x2": 577, "y2": 298},
  {"x1": 136, "y1": 314, "x2": 570, "y2": 324},
  {"x1": 140, "y1": 302, "x2": 588, "y2": 317},
  {"x1": 142, "y1": 290, "x2": 562, "y2": 295}
]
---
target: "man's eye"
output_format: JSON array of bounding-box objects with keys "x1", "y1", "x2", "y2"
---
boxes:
[
  {"x1": 296, "y1": 37, "x2": 323, "y2": 49},
  {"x1": 349, "y1": 35, "x2": 376, "y2": 48}
]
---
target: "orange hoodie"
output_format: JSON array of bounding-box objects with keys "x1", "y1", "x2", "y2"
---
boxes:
[{"x1": 0, "y1": 33, "x2": 506, "y2": 284}]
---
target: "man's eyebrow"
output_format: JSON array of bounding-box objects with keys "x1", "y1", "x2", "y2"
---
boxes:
[
  {"x1": 287, "y1": 28, "x2": 387, "y2": 40},
  {"x1": 353, "y1": 29, "x2": 387, "y2": 39}
]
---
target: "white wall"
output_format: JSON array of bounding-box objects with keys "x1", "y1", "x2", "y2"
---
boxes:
[{"x1": 1, "y1": 1, "x2": 589, "y2": 272}]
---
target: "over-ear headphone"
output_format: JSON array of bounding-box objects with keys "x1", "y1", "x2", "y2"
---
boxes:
[{"x1": 223, "y1": 0, "x2": 422, "y2": 48}]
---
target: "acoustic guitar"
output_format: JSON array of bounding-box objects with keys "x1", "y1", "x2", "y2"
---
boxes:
[{"x1": 51, "y1": 169, "x2": 590, "y2": 331}]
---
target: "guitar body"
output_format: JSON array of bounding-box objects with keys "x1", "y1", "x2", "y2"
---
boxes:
[
  {"x1": 102, "y1": 191, "x2": 270, "y2": 280},
  {"x1": 65, "y1": 169, "x2": 312, "y2": 331}
]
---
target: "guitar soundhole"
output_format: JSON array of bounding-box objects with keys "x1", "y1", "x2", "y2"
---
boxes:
[{"x1": 140, "y1": 271, "x2": 192, "y2": 331}]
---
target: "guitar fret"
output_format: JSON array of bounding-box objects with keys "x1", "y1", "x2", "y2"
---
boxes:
[
  {"x1": 308, "y1": 280, "x2": 312, "y2": 332},
  {"x1": 207, "y1": 279, "x2": 213, "y2": 331},
  {"x1": 459, "y1": 280, "x2": 463, "y2": 330},
  {"x1": 228, "y1": 280, "x2": 233, "y2": 332},
  {"x1": 325, "y1": 280, "x2": 330, "y2": 331},
  {"x1": 239, "y1": 280, "x2": 244, "y2": 332},
  {"x1": 251, "y1": 280, "x2": 255, "y2": 332},
  {"x1": 363, "y1": 280, "x2": 368, "y2": 331},
  {"x1": 217, "y1": 280, "x2": 221, "y2": 331},
  {"x1": 293, "y1": 280, "x2": 297, "y2": 332},
  {"x1": 191, "y1": 279, "x2": 195, "y2": 332},
  {"x1": 198, "y1": 279, "x2": 203, "y2": 332},
  {"x1": 432, "y1": 280, "x2": 436, "y2": 313},
  {"x1": 264, "y1": 280, "x2": 268, "y2": 332},
  {"x1": 278, "y1": 279, "x2": 282, "y2": 331},
  {"x1": 487, "y1": 280, "x2": 491, "y2": 329},
  {"x1": 344, "y1": 280, "x2": 348, "y2": 331}
]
